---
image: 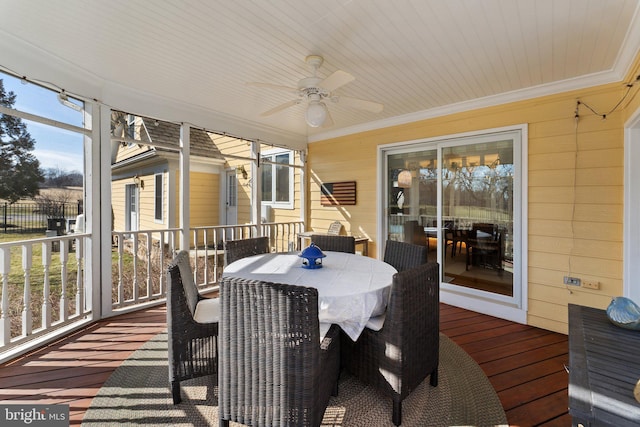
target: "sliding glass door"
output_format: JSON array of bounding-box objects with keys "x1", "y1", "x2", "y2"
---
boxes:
[
  {"x1": 382, "y1": 127, "x2": 524, "y2": 312},
  {"x1": 440, "y1": 139, "x2": 514, "y2": 297}
]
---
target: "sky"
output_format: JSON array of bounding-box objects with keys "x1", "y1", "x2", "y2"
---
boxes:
[{"x1": 1, "y1": 71, "x2": 84, "y2": 173}]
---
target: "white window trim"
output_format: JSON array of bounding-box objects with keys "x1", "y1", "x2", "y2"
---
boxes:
[{"x1": 261, "y1": 148, "x2": 294, "y2": 210}]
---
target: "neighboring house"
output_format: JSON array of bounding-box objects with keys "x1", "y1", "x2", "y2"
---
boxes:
[
  {"x1": 110, "y1": 113, "x2": 226, "y2": 239},
  {"x1": 110, "y1": 113, "x2": 303, "y2": 246}
]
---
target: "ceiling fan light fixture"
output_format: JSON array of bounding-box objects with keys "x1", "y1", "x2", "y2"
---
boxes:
[{"x1": 305, "y1": 101, "x2": 327, "y2": 127}]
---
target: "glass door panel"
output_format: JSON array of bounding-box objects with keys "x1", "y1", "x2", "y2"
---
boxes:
[
  {"x1": 387, "y1": 149, "x2": 437, "y2": 254},
  {"x1": 441, "y1": 140, "x2": 514, "y2": 296}
]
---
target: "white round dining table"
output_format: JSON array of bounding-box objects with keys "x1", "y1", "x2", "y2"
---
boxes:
[{"x1": 222, "y1": 251, "x2": 397, "y2": 341}]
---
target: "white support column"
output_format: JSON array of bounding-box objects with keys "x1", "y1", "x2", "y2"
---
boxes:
[
  {"x1": 299, "y1": 149, "x2": 307, "y2": 228},
  {"x1": 251, "y1": 141, "x2": 261, "y2": 236},
  {"x1": 179, "y1": 123, "x2": 191, "y2": 251},
  {"x1": 99, "y1": 104, "x2": 112, "y2": 318}
]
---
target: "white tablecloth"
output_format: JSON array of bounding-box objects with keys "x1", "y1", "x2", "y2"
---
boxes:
[{"x1": 222, "y1": 251, "x2": 397, "y2": 340}]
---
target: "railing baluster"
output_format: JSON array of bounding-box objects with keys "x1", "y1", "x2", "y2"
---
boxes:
[
  {"x1": 117, "y1": 233, "x2": 124, "y2": 306},
  {"x1": 132, "y1": 236, "x2": 139, "y2": 303},
  {"x1": 146, "y1": 232, "x2": 152, "y2": 300},
  {"x1": 158, "y1": 231, "x2": 165, "y2": 297},
  {"x1": 21, "y1": 244, "x2": 33, "y2": 337},
  {"x1": 41, "y1": 242, "x2": 52, "y2": 329},
  {"x1": 72, "y1": 238, "x2": 83, "y2": 316},
  {"x1": 59, "y1": 238, "x2": 69, "y2": 322},
  {"x1": 0, "y1": 248, "x2": 11, "y2": 345},
  {"x1": 203, "y1": 229, "x2": 210, "y2": 285}
]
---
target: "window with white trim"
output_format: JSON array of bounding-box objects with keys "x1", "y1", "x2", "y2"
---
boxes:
[
  {"x1": 154, "y1": 173, "x2": 163, "y2": 222},
  {"x1": 261, "y1": 149, "x2": 294, "y2": 209}
]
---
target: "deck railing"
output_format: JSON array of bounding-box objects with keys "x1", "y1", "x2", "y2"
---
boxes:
[
  {"x1": 0, "y1": 233, "x2": 89, "y2": 354},
  {"x1": 0, "y1": 221, "x2": 303, "y2": 361}
]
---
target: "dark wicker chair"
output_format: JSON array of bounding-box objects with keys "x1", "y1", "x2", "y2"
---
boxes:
[
  {"x1": 218, "y1": 276, "x2": 341, "y2": 427},
  {"x1": 402, "y1": 220, "x2": 427, "y2": 247},
  {"x1": 224, "y1": 236, "x2": 269, "y2": 265},
  {"x1": 167, "y1": 250, "x2": 219, "y2": 404},
  {"x1": 310, "y1": 234, "x2": 355, "y2": 254},
  {"x1": 383, "y1": 239, "x2": 428, "y2": 272},
  {"x1": 342, "y1": 262, "x2": 440, "y2": 426}
]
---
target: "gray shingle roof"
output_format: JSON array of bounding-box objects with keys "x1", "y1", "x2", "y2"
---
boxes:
[{"x1": 144, "y1": 119, "x2": 224, "y2": 159}]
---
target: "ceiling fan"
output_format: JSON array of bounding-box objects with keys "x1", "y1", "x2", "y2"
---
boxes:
[{"x1": 248, "y1": 55, "x2": 384, "y2": 128}]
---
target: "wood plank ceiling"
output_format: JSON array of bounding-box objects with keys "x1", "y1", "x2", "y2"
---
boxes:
[{"x1": 1, "y1": 0, "x2": 639, "y2": 141}]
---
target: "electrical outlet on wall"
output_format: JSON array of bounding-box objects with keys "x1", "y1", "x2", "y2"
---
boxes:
[{"x1": 564, "y1": 276, "x2": 581, "y2": 286}]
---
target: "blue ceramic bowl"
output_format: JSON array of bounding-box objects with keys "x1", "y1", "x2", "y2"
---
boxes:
[{"x1": 606, "y1": 297, "x2": 640, "y2": 330}]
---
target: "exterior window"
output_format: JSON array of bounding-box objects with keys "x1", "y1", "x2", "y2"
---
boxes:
[
  {"x1": 261, "y1": 150, "x2": 294, "y2": 208},
  {"x1": 154, "y1": 173, "x2": 163, "y2": 222}
]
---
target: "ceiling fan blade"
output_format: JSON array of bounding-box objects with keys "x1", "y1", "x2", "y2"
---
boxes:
[
  {"x1": 320, "y1": 70, "x2": 355, "y2": 92},
  {"x1": 246, "y1": 82, "x2": 298, "y2": 94},
  {"x1": 260, "y1": 99, "x2": 300, "y2": 117},
  {"x1": 333, "y1": 95, "x2": 384, "y2": 113}
]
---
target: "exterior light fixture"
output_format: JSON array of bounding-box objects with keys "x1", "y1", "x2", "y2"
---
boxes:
[
  {"x1": 133, "y1": 175, "x2": 144, "y2": 189},
  {"x1": 237, "y1": 165, "x2": 248, "y2": 180}
]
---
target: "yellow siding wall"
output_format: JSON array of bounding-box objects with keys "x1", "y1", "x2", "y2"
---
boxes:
[
  {"x1": 309, "y1": 72, "x2": 640, "y2": 334},
  {"x1": 188, "y1": 171, "x2": 220, "y2": 227},
  {"x1": 111, "y1": 180, "x2": 126, "y2": 231},
  {"x1": 172, "y1": 170, "x2": 220, "y2": 226},
  {"x1": 114, "y1": 143, "x2": 153, "y2": 163}
]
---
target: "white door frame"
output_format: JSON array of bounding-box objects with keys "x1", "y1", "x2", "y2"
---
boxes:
[
  {"x1": 624, "y1": 109, "x2": 640, "y2": 301},
  {"x1": 377, "y1": 124, "x2": 528, "y2": 324},
  {"x1": 125, "y1": 183, "x2": 139, "y2": 232},
  {"x1": 224, "y1": 169, "x2": 238, "y2": 225}
]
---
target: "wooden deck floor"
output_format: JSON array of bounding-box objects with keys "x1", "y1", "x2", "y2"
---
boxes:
[{"x1": 0, "y1": 303, "x2": 569, "y2": 426}]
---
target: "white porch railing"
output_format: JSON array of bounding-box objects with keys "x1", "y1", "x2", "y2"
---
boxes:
[
  {"x1": 0, "y1": 221, "x2": 303, "y2": 361},
  {"x1": 0, "y1": 233, "x2": 89, "y2": 356}
]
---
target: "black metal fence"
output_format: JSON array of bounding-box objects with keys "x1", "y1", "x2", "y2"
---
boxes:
[{"x1": 1, "y1": 202, "x2": 83, "y2": 234}]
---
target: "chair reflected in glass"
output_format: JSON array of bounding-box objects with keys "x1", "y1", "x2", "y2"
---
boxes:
[
  {"x1": 465, "y1": 223, "x2": 503, "y2": 274},
  {"x1": 402, "y1": 220, "x2": 427, "y2": 247}
]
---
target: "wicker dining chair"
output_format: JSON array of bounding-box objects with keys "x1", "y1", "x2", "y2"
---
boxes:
[
  {"x1": 342, "y1": 262, "x2": 440, "y2": 426},
  {"x1": 224, "y1": 236, "x2": 269, "y2": 265},
  {"x1": 167, "y1": 250, "x2": 219, "y2": 404},
  {"x1": 310, "y1": 234, "x2": 355, "y2": 254},
  {"x1": 218, "y1": 276, "x2": 341, "y2": 427},
  {"x1": 383, "y1": 239, "x2": 428, "y2": 272}
]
